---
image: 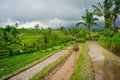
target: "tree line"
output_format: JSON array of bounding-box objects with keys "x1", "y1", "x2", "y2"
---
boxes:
[
  {"x1": 0, "y1": 24, "x2": 89, "y2": 59},
  {"x1": 76, "y1": 0, "x2": 120, "y2": 35},
  {"x1": 0, "y1": 0, "x2": 120, "y2": 59}
]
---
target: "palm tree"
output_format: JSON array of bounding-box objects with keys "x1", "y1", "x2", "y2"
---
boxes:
[
  {"x1": 76, "y1": 9, "x2": 98, "y2": 32},
  {"x1": 60, "y1": 26, "x2": 65, "y2": 32},
  {"x1": 112, "y1": 0, "x2": 120, "y2": 31},
  {"x1": 92, "y1": 0, "x2": 113, "y2": 34},
  {"x1": 15, "y1": 23, "x2": 19, "y2": 27}
]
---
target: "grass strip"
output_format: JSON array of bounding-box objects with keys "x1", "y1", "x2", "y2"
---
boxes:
[
  {"x1": 30, "y1": 48, "x2": 73, "y2": 80},
  {"x1": 72, "y1": 42, "x2": 94, "y2": 80},
  {"x1": 0, "y1": 46, "x2": 63, "y2": 79},
  {"x1": 98, "y1": 34, "x2": 120, "y2": 56}
]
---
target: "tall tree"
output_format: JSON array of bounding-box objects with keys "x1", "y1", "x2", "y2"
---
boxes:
[
  {"x1": 34, "y1": 24, "x2": 39, "y2": 29},
  {"x1": 112, "y1": 0, "x2": 120, "y2": 31},
  {"x1": 3, "y1": 25, "x2": 20, "y2": 56},
  {"x1": 76, "y1": 9, "x2": 98, "y2": 32},
  {"x1": 15, "y1": 23, "x2": 19, "y2": 27},
  {"x1": 92, "y1": 0, "x2": 113, "y2": 34},
  {"x1": 60, "y1": 26, "x2": 65, "y2": 32}
]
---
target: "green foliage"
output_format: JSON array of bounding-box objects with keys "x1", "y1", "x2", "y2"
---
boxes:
[
  {"x1": 76, "y1": 9, "x2": 98, "y2": 31},
  {"x1": 72, "y1": 42, "x2": 94, "y2": 80},
  {"x1": 76, "y1": 9, "x2": 98, "y2": 40},
  {"x1": 0, "y1": 25, "x2": 21, "y2": 57},
  {"x1": 112, "y1": 0, "x2": 120, "y2": 31},
  {"x1": 92, "y1": 0, "x2": 120, "y2": 33},
  {"x1": 1, "y1": 26, "x2": 76, "y2": 59},
  {"x1": 1, "y1": 26, "x2": 78, "y2": 57},
  {"x1": 98, "y1": 32, "x2": 120, "y2": 55},
  {"x1": 0, "y1": 45, "x2": 63, "y2": 78},
  {"x1": 30, "y1": 47, "x2": 72, "y2": 80}
]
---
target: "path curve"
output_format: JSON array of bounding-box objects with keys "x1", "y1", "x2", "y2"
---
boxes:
[
  {"x1": 88, "y1": 42, "x2": 120, "y2": 80},
  {"x1": 7, "y1": 47, "x2": 72, "y2": 80}
]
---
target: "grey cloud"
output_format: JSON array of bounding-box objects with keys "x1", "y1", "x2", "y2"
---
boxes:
[{"x1": 0, "y1": 0, "x2": 99, "y2": 27}]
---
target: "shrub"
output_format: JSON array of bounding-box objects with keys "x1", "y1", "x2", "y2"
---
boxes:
[{"x1": 98, "y1": 32, "x2": 120, "y2": 56}]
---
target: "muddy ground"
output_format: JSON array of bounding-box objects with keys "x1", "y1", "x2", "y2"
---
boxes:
[
  {"x1": 5, "y1": 42, "x2": 120, "y2": 80},
  {"x1": 89, "y1": 42, "x2": 120, "y2": 80},
  {"x1": 42, "y1": 45, "x2": 81, "y2": 80}
]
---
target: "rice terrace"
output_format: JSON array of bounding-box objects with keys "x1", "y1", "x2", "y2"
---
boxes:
[{"x1": 0, "y1": 0, "x2": 120, "y2": 80}]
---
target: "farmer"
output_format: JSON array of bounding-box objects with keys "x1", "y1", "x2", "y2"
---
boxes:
[{"x1": 73, "y1": 42, "x2": 79, "y2": 52}]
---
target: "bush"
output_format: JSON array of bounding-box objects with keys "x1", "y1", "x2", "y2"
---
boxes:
[{"x1": 98, "y1": 32, "x2": 120, "y2": 56}]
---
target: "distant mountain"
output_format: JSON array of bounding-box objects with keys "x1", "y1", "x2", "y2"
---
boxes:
[
  {"x1": 54, "y1": 21, "x2": 104, "y2": 30},
  {"x1": 55, "y1": 19, "x2": 120, "y2": 30}
]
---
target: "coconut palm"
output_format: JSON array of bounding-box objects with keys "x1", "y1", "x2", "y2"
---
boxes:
[
  {"x1": 112, "y1": 0, "x2": 120, "y2": 31},
  {"x1": 60, "y1": 26, "x2": 65, "y2": 32},
  {"x1": 76, "y1": 9, "x2": 98, "y2": 32},
  {"x1": 92, "y1": 0, "x2": 113, "y2": 34}
]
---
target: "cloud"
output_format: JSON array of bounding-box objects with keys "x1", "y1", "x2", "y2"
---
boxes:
[
  {"x1": 0, "y1": 0, "x2": 100, "y2": 28},
  {"x1": 94, "y1": 16, "x2": 104, "y2": 21},
  {"x1": 0, "y1": 18, "x2": 21, "y2": 27},
  {"x1": 0, "y1": 18, "x2": 50, "y2": 29},
  {"x1": 19, "y1": 21, "x2": 50, "y2": 29},
  {"x1": 47, "y1": 18, "x2": 72, "y2": 27}
]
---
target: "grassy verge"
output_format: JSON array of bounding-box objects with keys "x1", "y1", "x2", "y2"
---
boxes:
[
  {"x1": 98, "y1": 33, "x2": 120, "y2": 56},
  {"x1": 72, "y1": 42, "x2": 94, "y2": 80},
  {"x1": 0, "y1": 48, "x2": 61, "y2": 79},
  {"x1": 30, "y1": 48, "x2": 73, "y2": 80},
  {"x1": 0, "y1": 43, "x2": 72, "y2": 79}
]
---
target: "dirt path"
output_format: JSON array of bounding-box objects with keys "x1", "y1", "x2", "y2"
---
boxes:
[
  {"x1": 42, "y1": 45, "x2": 81, "y2": 80},
  {"x1": 7, "y1": 47, "x2": 72, "y2": 80},
  {"x1": 88, "y1": 42, "x2": 120, "y2": 80}
]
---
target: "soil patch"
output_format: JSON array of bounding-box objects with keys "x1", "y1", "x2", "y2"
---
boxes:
[
  {"x1": 88, "y1": 42, "x2": 120, "y2": 80},
  {"x1": 42, "y1": 45, "x2": 81, "y2": 80}
]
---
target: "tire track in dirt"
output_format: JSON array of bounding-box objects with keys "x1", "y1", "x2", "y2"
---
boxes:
[{"x1": 42, "y1": 45, "x2": 81, "y2": 80}]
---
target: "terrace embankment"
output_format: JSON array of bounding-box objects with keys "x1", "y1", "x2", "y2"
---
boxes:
[
  {"x1": 3, "y1": 47, "x2": 72, "y2": 80},
  {"x1": 42, "y1": 45, "x2": 81, "y2": 80}
]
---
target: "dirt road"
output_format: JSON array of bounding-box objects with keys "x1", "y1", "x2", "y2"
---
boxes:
[
  {"x1": 42, "y1": 45, "x2": 81, "y2": 80},
  {"x1": 7, "y1": 47, "x2": 72, "y2": 80},
  {"x1": 88, "y1": 42, "x2": 120, "y2": 80}
]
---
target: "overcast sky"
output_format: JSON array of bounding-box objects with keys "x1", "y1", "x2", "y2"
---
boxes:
[{"x1": 0, "y1": 0, "x2": 101, "y2": 28}]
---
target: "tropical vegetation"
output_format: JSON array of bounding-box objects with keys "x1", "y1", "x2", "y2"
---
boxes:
[
  {"x1": 98, "y1": 32, "x2": 120, "y2": 56},
  {"x1": 76, "y1": 9, "x2": 98, "y2": 39},
  {"x1": 0, "y1": 0, "x2": 120, "y2": 79}
]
